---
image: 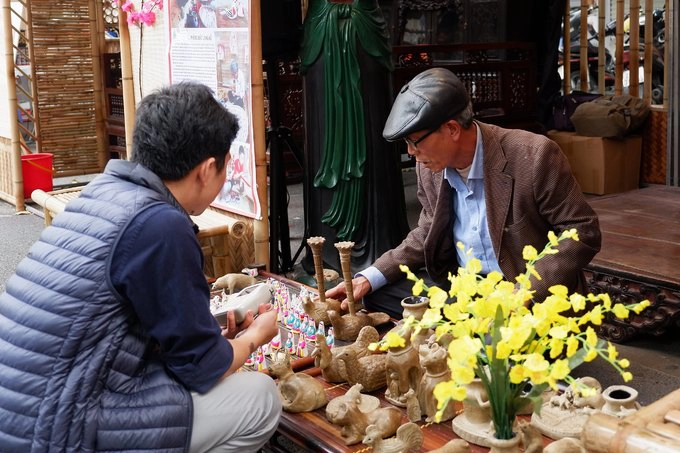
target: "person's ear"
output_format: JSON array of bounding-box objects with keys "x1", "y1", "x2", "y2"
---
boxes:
[
  {"x1": 446, "y1": 119, "x2": 461, "y2": 139},
  {"x1": 196, "y1": 157, "x2": 217, "y2": 187}
]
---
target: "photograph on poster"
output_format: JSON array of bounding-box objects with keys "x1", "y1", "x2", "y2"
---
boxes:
[
  {"x1": 170, "y1": 0, "x2": 249, "y2": 29},
  {"x1": 214, "y1": 141, "x2": 255, "y2": 214},
  {"x1": 216, "y1": 30, "x2": 250, "y2": 143}
]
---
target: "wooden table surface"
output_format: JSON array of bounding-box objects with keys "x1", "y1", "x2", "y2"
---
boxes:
[{"x1": 267, "y1": 370, "x2": 496, "y2": 453}]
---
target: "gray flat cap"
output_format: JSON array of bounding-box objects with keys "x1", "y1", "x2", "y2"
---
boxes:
[{"x1": 383, "y1": 68, "x2": 470, "y2": 141}]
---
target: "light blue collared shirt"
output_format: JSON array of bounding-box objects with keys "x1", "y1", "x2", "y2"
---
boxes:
[
  {"x1": 444, "y1": 123, "x2": 501, "y2": 275},
  {"x1": 359, "y1": 123, "x2": 502, "y2": 292}
]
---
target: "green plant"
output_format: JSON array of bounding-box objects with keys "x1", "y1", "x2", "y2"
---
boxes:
[{"x1": 371, "y1": 229, "x2": 650, "y2": 440}]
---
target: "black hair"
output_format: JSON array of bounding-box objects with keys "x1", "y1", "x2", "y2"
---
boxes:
[{"x1": 131, "y1": 81, "x2": 239, "y2": 180}]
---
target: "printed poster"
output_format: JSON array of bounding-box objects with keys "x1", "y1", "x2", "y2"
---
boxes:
[{"x1": 167, "y1": 0, "x2": 260, "y2": 219}]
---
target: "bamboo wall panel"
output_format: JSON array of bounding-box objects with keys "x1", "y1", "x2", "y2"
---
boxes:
[
  {"x1": 29, "y1": 1, "x2": 101, "y2": 176},
  {"x1": 0, "y1": 137, "x2": 12, "y2": 198}
]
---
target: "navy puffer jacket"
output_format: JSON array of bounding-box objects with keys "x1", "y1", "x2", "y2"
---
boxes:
[{"x1": 0, "y1": 161, "x2": 192, "y2": 452}]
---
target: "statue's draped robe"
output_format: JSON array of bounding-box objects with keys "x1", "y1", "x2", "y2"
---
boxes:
[{"x1": 301, "y1": 0, "x2": 409, "y2": 273}]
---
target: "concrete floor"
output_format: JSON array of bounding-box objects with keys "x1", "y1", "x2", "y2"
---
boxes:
[{"x1": 2, "y1": 168, "x2": 680, "y2": 406}]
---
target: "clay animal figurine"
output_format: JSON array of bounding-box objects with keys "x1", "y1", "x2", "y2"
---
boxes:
[
  {"x1": 301, "y1": 294, "x2": 343, "y2": 326},
  {"x1": 385, "y1": 326, "x2": 422, "y2": 407},
  {"x1": 418, "y1": 340, "x2": 459, "y2": 422},
  {"x1": 325, "y1": 383, "x2": 380, "y2": 422},
  {"x1": 327, "y1": 396, "x2": 402, "y2": 445},
  {"x1": 362, "y1": 422, "x2": 423, "y2": 453},
  {"x1": 327, "y1": 309, "x2": 391, "y2": 342},
  {"x1": 311, "y1": 326, "x2": 380, "y2": 383},
  {"x1": 427, "y1": 439, "x2": 471, "y2": 453},
  {"x1": 335, "y1": 347, "x2": 387, "y2": 392},
  {"x1": 211, "y1": 272, "x2": 257, "y2": 294},
  {"x1": 549, "y1": 376, "x2": 604, "y2": 413},
  {"x1": 268, "y1": 351, "x2": 328, "y2": 413},
  {"x1": 518, "y1": 420, "x2": 545, "y2": 453},
  {"x1": 404, "y1": 388, "x2": 421, "y2": 422}
]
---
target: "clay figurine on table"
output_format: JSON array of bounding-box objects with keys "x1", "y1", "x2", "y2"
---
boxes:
[
  {"x1": 326, "y1": 390, "x2": 401, "y2": 445},
  {"x1": 268, "y1": 350, "x2": 328, "y2": 413}
]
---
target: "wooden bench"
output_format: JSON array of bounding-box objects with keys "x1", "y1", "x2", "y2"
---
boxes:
[{"x1": 31, "y1": 187, "x2": 254, "y2": 278}]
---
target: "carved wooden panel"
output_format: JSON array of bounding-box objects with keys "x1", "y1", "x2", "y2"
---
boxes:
[
  {"x1": 393, "y1": 42, "x2": 537, "y2": 126},
  {"x1": 585, "y1": 265, "x2": 680, "y2": 343}
]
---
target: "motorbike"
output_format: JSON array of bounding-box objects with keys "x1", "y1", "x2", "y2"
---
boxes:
[
  {"x1": 606, "y1": 6, "x2": 665, "y2": 104},
  {"x1": 558, "y1": 6, "x2": 665, "y2": 104},
  {"x1": 558, "y1": 6, "x2": 615, "y2": 93}
]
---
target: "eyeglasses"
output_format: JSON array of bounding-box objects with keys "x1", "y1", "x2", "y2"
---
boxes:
[{"x1": 403, "y1": 125, "x2": 440, "y2": 149}]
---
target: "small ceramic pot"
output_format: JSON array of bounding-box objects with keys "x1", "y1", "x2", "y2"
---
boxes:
[
  {"x1": 602, "y1": 385, "x2": 640, "y2": 417},
  {"x1": 400, "y1": 296, "x2": 430, "y2": 320}
]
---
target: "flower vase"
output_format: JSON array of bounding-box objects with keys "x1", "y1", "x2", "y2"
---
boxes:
[
  {"x1": 601, "y1": 385, "x2": 641, "y2": 417},
  {"x1": 400, "y1": 296, "x2": 429, "y2": 320},
  {"x1": 488, "y1": 434, "x2": 521, "y2": 453}
]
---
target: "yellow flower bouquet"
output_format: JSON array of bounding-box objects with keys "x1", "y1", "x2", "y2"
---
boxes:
[{"x1": 372, "y1": 229, "x2": 650, "y2": 440}]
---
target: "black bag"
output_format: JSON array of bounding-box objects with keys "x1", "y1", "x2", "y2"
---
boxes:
[
  {"x1": 571, "y1": 95, "x2": 650, "y2": 138},
  {"x1": 551, "y1": 91, "x2": 602, "y2": 131}
]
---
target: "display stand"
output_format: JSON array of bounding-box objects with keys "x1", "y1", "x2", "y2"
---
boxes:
[{"x1": 265, "y1": 59, "x2": 306, "y2": 274}]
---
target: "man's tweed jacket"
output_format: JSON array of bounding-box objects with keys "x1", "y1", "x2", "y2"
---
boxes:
[{"x1": 373, "y1": 122, "x2": 601, "y2": 302}]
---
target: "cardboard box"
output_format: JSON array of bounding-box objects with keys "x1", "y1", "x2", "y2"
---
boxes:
[{"x1": 547, "y1": 130, "x2": 642, "y2": 195}]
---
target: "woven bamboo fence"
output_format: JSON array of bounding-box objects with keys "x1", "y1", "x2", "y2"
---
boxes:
[{"x1": 30, "y1": 1, "x2": 105, "y2": 177}]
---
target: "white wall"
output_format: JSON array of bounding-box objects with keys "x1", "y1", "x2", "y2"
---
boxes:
[
  {"x1": 0, "y1": 2, "x2": 27, "y2": 140},
  {"x1": 0, "y1": 7, "x2": 12, "y2": 139}
]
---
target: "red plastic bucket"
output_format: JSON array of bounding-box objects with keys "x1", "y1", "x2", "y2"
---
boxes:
[{"x1": 21, "y1": 153, "x2": 53, "y2": 199}]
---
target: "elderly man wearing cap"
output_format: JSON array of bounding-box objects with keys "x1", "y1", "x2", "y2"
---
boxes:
[{"x1": 326, "y1": 67, "x2": 601, "y2": 319}]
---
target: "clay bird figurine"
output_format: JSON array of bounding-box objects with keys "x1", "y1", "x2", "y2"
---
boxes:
[
  {"x1": 301, "y1": 294, "x2": 344, "y2": 326},
  {"x1": 362, "y1": 422, "x2": 423, "y2": 453},
  {"x1": 268, "y1": 351, "x2": 328, "y2": 413},
  {"x1": 328, "y1": 309, "x2": 391, "y2": 342},
  {"x1": 335, "y1": 347, "x2": 387, "y2": 392},
  {"x1": 311, "y1": 326, "x2": 380, "y2": 383},
  {"x1": 211, "y1": 272, "x2": 257, "y2": 294}
]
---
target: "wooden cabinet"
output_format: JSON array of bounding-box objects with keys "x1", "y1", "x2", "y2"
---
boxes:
[{"x1": 383, "y1": 0, "x2": 507, "y2": 46}]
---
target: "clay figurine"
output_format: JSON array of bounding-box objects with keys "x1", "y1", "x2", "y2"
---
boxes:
[
  {"x1": 327, "y1": 309, "x2": 391, "y2": 342},
  {"x1": 335, "y1": 346, "x2": 387, "y2": 392},
  {"x1": 518, "y1": 420, "x2": 544, "y2": 453},
  {"x1": 325, "y1": 383, "x2": 380, "y2": 421},
  {"x1": 211, "y1": 272, "x2": 257, "y2": 293},
  {"x1": 404, "y1": 388, "x2": 422, "y2": 423},
  {"x1": 362, "y1": 422, "x2": 423, "y2": 452},
  {"x1": 327, "y1": 394, "x2": 401, "y2": 445},
  {"x1": 329, "y1": 241, "x2": 390, "y2": 341},
  {"x1": 418, "y1": 338, "x2": 460, "y2": 422},
  {"x1": 532, "y1": 376, "x2": 604, "y2": 440},
  {"x1": 304, "y1": 237, "x2": 346, "y2": 325},
  {"x1": 301, "y1": 294, "x2": 343, "y2": 326},
  {"x1": 451, "y1": 378, "x2": 494, "y2": 447},
  {"x1": 427, "y1": 439, "x2": 472, "y2": 453},
  {"x1": 268, "y1": 350, "x2": 328, "y2": 413},
  {"x1": 385, "y1": 326, "x2": 422, "y2": 407},
  {"x1": 311, "y1": 326, "x2": 380, "y2": 383}
]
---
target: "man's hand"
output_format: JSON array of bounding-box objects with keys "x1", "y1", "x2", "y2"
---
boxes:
[
  {"x1": 325, "y1": 276, "x2": 372, "y2": 311},
  {"x1": 221, "y1": 303, "x2": 277, "y2": 342}
]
